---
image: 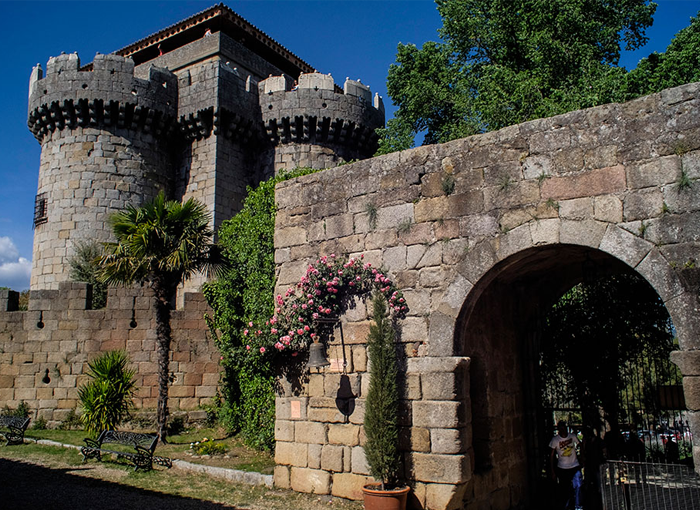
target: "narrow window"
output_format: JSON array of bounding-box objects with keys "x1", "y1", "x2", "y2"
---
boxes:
[{"x1": 33, "y1": 192, "x2": 48, "y2": 227}]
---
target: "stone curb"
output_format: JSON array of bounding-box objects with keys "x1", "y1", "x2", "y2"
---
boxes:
[
  {"x1": 172, "y1": 459, "x2": 274, "y2": 487},
  {"x1": 30, "y1": 438, "x2": 273, "y2": 487}
]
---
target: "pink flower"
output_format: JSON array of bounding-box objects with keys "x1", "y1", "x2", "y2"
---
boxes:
[
  {"x1": 249, "y1": 321, "x2": 253, "y2": 327},
  {"x1": 275, "y1": 342, "x2": 284, "y2": 350},
  {"x1": 271, "y1": 328, "x2": 278, "y2": 334},
  {"x1": 246, "y1": 345, "x2": 251, "y2": 350},
  {"x1": 292, "y1": 352, "x2": 298, "y2": 357},
  {"x1": 304, "y1": 325, "x2": 310, "y2": 332},
  {"x1": 260, "y1": 347, "x2": 266, "y2": 353},
  {"x1": 297, "y1": 328, "x2": 304, "y2": 335},
  {"x1": 243, "y1": 329, "x2": 249, "y2": 336},
  {"x1": 301, "y1": 304, "x2": 307, "y2": 309}
]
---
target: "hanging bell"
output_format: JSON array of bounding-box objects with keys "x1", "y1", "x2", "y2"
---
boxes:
[{"x1": 306, "y1": 341, "x2": 330, "y2": 370}]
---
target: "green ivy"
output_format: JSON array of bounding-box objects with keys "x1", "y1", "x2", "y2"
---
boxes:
[{"x1": 203, "y1": 168, "x2": 316, "y2": 451}]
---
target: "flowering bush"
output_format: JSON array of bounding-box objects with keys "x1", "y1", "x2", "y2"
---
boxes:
[{"x1": 244, "y1": 254, "x2": 408, "y2": 354}]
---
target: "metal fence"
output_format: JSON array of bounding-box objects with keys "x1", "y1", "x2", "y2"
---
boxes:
[{"x1": 600, "y1": 461, "x2": 700, "y2": 510}]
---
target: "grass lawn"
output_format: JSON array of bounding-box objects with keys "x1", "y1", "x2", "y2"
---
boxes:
[
  {"x1": 27, "y1": 426, "x2": 276, "y2": 473},
  {"x1": 0, "y1": 436, "x2": 363, "y2": 509}
]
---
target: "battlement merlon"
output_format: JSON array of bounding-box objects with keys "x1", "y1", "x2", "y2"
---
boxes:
[
  {"x1": 28, "y1": 53, "x2": 178, "y2": 142},
  {"x1": 258, "y1": 72, "x2": 384, "y2": 150}
]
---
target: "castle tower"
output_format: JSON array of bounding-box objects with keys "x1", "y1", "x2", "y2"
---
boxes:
[
  {"x1": 26, "y1": 5, "x2": 385, "y2": 292},
  {"x1": 27, "y1": 53, "x2": 178, "y2": 290},
  {"x1": 260, "y1": 72, "x2": 385, "y2": 172}
]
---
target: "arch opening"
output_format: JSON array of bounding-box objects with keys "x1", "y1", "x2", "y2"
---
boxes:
[{"x1": 455, "y1": 244, "x2": 689, "y2": 510}]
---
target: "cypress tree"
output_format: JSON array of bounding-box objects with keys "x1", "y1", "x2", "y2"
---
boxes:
[{"x1": 363, "y1": 293, "x2": 401, "y2": 489}]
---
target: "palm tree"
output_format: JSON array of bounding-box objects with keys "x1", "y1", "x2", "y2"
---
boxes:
[{"x1": 98, "y1": 191, "x2": 223, "y2": 442}]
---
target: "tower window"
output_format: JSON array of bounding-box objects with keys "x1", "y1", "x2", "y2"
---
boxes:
[{"x1": 34, "y1": 193, "x2": 48, "y2": 227}]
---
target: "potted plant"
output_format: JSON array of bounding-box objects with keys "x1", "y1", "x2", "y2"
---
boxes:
[{"x1": 362, "y1": 293, "x2": 410, "y2": 510}]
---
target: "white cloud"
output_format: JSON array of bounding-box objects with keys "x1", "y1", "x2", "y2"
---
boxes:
[
  {"x1": 0, "y1": 237, "x2": 31, "y2": 290},
  {"x1": 0, "y1": 236, "x2": 20, "y2": 264}
]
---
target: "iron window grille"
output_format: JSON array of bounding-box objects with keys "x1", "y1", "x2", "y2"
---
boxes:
[{"x1": 33, "y1": 192, "x2": 48, "y2": 227}]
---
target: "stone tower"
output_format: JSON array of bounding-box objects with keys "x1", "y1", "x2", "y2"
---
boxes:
[{"x1": 26, "y1": 4, "x2": 384, "y2": 290}]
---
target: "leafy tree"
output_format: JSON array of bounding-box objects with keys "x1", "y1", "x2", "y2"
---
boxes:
[
  {"x1": 541, "y1": 273, "x2": 674, "y2": 440},
  {"x1": 203, "y1": 168, "x2": 316, "y2": 451},
  {"x1": 382, "y1": 0, "x2": 656, "y2": 148},
  {"x1": 363, "y1": 293, "x2": 401, "y2": 489},
  {"x1": 98, "y1": 191, "x2": 223, "y2": 441},
  {"x1": 69, "y1": 240, "x2": 108, "y2": 309},
  {"x1": 78, "y1": 350, "x2": 136, "y2": 436},
  {"x1": 627, "y1": 11, "x2": 700, "y2": 96}
]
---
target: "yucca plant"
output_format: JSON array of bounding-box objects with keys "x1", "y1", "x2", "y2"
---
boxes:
[{"x1": 78, "y1": 350, "x2": 136, "y2": 436}]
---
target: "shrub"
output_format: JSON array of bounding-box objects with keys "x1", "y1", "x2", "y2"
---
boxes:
[
  {"x1": 193, "y1": 440, "x2": 227, "y2": 456},
  {"x1": 58, "y1": 409, "x2": 83, "y2": 430},
  {"x1": 31, "y1": 416, "x2": 48, "y2": 430},
  {"x1": 78, "y1": 350, "x2": 136, "y2": 436},
  {"x1": 68, "y1": 240, "x2": 107, "y2": 309},
  {"x1": 2, "y1": 400, "x2": 30, "y2": 418},
  {"x1": 363, "y1": 293, "x2": 401, "y2": 489}
]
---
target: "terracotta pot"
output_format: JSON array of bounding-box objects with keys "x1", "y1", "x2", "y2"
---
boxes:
[{"x1": 362, "y1": 484, "x2": 410, "y2": 510}]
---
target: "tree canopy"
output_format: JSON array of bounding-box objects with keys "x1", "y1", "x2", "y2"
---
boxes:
[{"x1": 378, "y1": 1, "x2": 700, "y2": 153}]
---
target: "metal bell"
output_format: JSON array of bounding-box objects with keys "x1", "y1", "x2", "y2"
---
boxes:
[{"x1": 306, "y1": 341, "x2": 330, "y2": 370}]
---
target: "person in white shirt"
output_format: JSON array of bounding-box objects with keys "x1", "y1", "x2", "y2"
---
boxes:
[{"x1": 550, "y1": 420, "x2": 583, "y2": 510}]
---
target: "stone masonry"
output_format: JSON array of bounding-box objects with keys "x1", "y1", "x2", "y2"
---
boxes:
[
  {"x1": 273, "y1": 82, "x2": 700, "y2": 509},
  {"x1": 0, "y1": 283, "x2": 217, "y2": 426}
]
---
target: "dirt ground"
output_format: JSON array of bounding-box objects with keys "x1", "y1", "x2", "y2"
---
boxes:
[{"x1": 0, "y1": 457, "x2": 239, "y2": 509}]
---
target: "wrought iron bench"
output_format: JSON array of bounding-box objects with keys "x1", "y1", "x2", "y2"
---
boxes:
[
  {"x1": 80, "y1": 430, "x2": 172, "y2": 471},
  {"x1": 0, "y1": 416, "x2": 30, "y2": 445}
]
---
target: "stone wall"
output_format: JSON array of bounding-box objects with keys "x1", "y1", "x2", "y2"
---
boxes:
[
  {"x1": 0, "y1": 284, "x2": 218, "y2": 427},
  {"x1": 273, "y1": 82, "x2": 700, "y2": 509}
]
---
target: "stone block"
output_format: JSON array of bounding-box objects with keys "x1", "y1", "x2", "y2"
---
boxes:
[
  {"x1": 560, "y1": 219, "x2": 607, "y2": 248},
  {"x1": 670, "y1": 351, "x2": 700, "y2": 376},
  {"x1": 594, "y1": 195, "x2": 623, "y2": 223},
  {"x1": 426, "y1": 483, "x2": 469, "y2": 510},
  {"x1": 328, "y1": 423, "x2": 360, "y2": 446},
  {"x1": 431, "y1": 428, "x2": 467, "y2": 454},
  {"x1": 421, "y1": 372, "x2": 461, "y2": 401},
  {"x1": 290, "y1": 467, "x2": 331, "y2": 495},
  {"x1": 623, "y1": 190, "x2": 663, "y2": 221},
  {"x1": 542, "y1": 165, "x2": 626, "y2": 200},
  {"x1": 598, "y1": 225, "x2": 653, "y2": 268},
  {"x1": 627, "y1": 156, "x2": 681, "y2": 189},
  {"x1": 274, "y1": 465, "x2": 291, "y2": 489},
  {"x1": 530, "y1": 218, "x2": 560, "y2": 245},
  {"x1": 295, "y1": 421, "x2": 326, "y2": 444},
  {"x1": 413, "y1": 401, "x2": 465, "y2": 429},
  {"x1": 682, "y1": 376, "x2": 700, "y2": 410},
  {"x1": 351, "y1": 446, "x2": 370, "y2": 475},
  {"x1": 275, "y1": 420, "x2": 295, "y2": 442},
  {"x1": 412, "y1": 453, "x2": 469, "y2": 484},
  {"x1": 400, "y1": 426, "x2": 430, "y2": 453},
  {"x1": 308, "y1": 444, "x2": 322, "y2": 469},
  {"x1": 275, "y1": 441, "x2": 308, "y2": 467},
  {"x1": 321, "y1": 444, "x2": 344, "y2": 472},
  {"x1": 331, "y1": 472, "x2": 368, "y2": 500}
]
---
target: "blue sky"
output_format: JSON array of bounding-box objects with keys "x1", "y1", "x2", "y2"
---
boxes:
[{"x1": 0, "y1": 0, "x2": 698, "y2": 290}]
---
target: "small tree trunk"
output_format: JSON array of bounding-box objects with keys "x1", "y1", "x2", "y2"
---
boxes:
[{"x1": 153, "y1": 282, "x2": 173, "y2": 443}]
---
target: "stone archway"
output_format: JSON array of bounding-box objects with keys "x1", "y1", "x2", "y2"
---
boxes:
[{"x1": 452, "y1": 240, "x2": 687, "y2": 509}]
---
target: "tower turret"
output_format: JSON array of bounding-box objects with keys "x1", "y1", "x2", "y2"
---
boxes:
[
  {"x1": 259, "y1": 72, "x2": 384, "y2": 172},
  {"x1": 27, "y1": 53, "x2": 178, "y2": 290}
]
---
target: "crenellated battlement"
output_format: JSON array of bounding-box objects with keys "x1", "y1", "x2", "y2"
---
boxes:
[
  {"x1": 28, "y1": 53, "x2": 178, "y2": 142},
  {"x1": 259, "y1": 72, "x2": 384, "y2": 155}
]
